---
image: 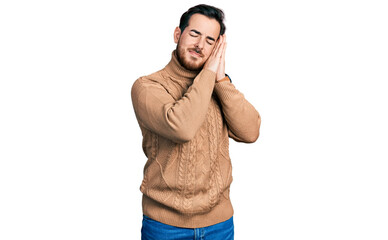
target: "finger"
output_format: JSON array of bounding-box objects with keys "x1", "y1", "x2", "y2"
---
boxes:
[
  {"x1": 219, "y1": 43, "x2": 226, "y2": 65},
  {"x1": 220, "y1": 35, "x2": 226, "y2": 57},
  {"x1": 210, "y1": 35, "x2": 222, "y2": 58},
  {"x1": 207, "y1": 39, "x2": 220, "y2": 61},
  {"x1": 219, "y1": 36, "x2": 227, "y2": 59},
  {"x1": 213, "y1": 36, "x2": 222, "y2": 51},
  {"x1": 219, "y1": 41, "x2": 226, "y2": 70},
  {"x1": 214, "y1": 35, "x2": 224, "y2": 58}
]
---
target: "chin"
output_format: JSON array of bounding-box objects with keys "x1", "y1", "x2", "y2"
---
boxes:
[
  {"x1": 186, "y1": 62, "x2": 204, "y2": 71},
  {"x1": 176, "y1": 47, "x2": 205, "y2": 71},
  {"x1": 182, "y1": 57, "x2": 204, "y2": 71}
]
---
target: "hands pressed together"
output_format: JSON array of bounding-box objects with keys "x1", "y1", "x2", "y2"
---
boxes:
[{"x1": 204, "y1": 35, "x2": 227, "y2": 81}]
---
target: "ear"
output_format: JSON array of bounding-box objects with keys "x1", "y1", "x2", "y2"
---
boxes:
[{"x1": 173, "y1": 27, "x2": 181, "y2": 44}]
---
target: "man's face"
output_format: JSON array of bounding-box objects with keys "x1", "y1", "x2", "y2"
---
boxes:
[{"x1": 174, "y1": 14, "x2": 221, "y2": 71}]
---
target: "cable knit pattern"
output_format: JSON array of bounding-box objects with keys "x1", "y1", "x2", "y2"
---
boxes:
[
  {"x1": 183, "y1": 141, "x2": 196, "y2": 211},
  {"x1": 173, "y1": 143, "x2": 188, "y2": 211},
  {"x1": 140, "y1": 132, "x2": 158, "y2": 194},
  {"x1": 131, "y1": 51, "x2": 260, "y2": 228},
  {"x1": 207, "y1": 100, "x2": 223, "y2": 208}
]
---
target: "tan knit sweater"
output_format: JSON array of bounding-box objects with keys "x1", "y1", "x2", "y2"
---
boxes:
[{"x1": 131, "y1": 51, "x2": 261, "y2": 228}]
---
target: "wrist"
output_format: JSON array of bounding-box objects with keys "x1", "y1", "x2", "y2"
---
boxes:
[
  {"x1": 216, "y1": 74, "x2": 231, "y2": 83},
  {"x1": 216, "y1": 73, "x2": 226, "y2": 81}
]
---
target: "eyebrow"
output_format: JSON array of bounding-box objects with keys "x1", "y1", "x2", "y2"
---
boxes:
[{"x1": 190, "y1": 29, "x2": 216, "y2": 42}]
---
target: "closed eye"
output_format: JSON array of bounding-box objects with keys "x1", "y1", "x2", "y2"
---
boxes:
[{"x1": 189, "y1": 29, "x2": 215, "y2": 45}]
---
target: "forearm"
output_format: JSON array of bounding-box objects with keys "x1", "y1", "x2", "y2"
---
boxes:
[
  {"x1": 214, "y1": 79, "x2": 261, "y2": 143},
  {"x1": 132, "y1": 69, "x2": 216, "y2": 143}
]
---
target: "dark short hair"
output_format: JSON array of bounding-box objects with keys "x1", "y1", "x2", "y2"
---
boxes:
[{"x1": 179, "y1": 4, "x2": 226, "y2": 36}]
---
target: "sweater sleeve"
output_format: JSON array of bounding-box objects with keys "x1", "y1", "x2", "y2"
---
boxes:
[
  {"x1": 131, "y1": 69, "x2": 216, "y2": 143},
  {"x1": 214, "y1": 81, "x2": 261, "y2": 143}
]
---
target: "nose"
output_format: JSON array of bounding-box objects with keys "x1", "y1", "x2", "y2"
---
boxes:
[{"x1": 195, "y1": 36, "x2": 206, "y2": 50}]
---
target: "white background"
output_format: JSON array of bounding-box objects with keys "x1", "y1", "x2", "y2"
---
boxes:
[{"x1": 1, "y1": 0, "x2": 387, "y2": 239}]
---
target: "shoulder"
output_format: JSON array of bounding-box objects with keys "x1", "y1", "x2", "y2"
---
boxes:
[
  {"x1": 132, "y1": 69, "x2": 168, "y2": 89},
  {"x1": 131, "y1": 69, "x2": 171, "y2": 99}
]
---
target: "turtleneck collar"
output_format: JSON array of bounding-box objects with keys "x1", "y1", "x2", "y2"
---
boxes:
[{"x1": 165, "y1": 50, "x2": 201, "y2": 80}]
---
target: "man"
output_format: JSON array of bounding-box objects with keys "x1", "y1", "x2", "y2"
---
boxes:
[{"x1": 131, "y1": 4, "x2": 261, "y2": 239}]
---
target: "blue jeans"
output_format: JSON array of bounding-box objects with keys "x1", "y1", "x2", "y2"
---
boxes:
[{"x1": 141, "y1": 215, "x2": 234, "y2": 240}]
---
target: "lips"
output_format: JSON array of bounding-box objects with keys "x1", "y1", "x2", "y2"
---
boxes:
[{"x1": 189, "y1": 49, "x2": 203, "y2": 58}]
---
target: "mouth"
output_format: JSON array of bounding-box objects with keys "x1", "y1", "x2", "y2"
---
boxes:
[{"x1": 189, "y1": 49, "x2": 203, "y2": 58}]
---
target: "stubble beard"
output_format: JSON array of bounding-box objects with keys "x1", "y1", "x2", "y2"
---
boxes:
[{"x1": 176, "y1": 40, "x2": 205, "y2": 71}]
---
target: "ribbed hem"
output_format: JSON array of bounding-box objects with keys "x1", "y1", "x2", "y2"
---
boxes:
[{"x1": 142, "y1": 194, "x2": 234, "y2": 228}]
